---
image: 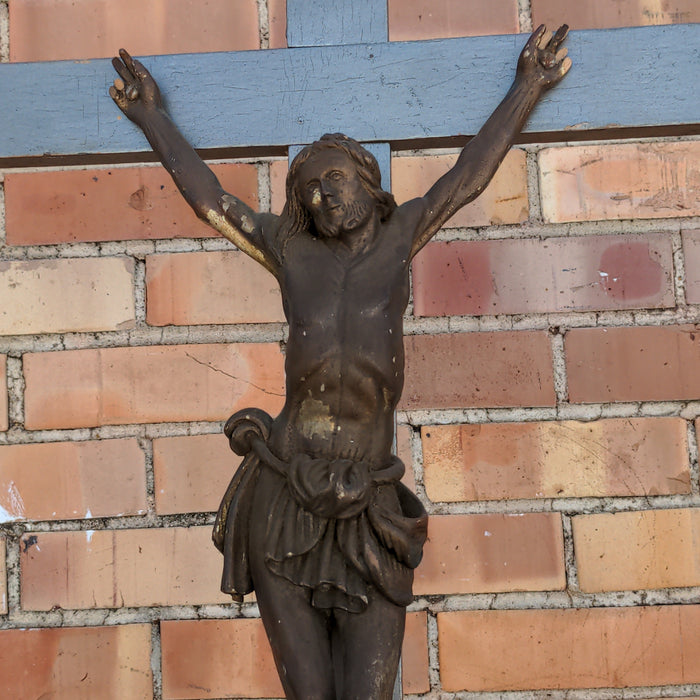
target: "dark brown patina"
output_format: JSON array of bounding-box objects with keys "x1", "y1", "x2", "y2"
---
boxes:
[{"x1": 110, "y1": 25, "x2": 571, "y2": 699}]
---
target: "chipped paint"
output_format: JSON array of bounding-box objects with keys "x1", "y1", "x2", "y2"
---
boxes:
[
  {"x1": 206, "y1": 208, "x2": 275, "y2": 274},
  {"x1": 0, "y1": 481, "x2": 25, "y2": 523},
  {"x1": 298, "y1": 397, "x2": 335, "y2": 440}
]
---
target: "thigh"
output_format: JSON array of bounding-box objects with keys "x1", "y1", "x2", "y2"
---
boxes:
[
  {"x1": 248, "y1": 479, "x2": 335, "y2": 699},
  {"x1": 333, "y1": 586, "x2": 406, "y2": 700}
]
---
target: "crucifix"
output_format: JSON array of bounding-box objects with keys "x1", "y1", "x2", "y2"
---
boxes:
[
  {"x1": 0, "y1": 1, "x2": 695, "y2": 698},
  {"x1": 109, "y1": 16, "x2": 570, "y2": 700}
]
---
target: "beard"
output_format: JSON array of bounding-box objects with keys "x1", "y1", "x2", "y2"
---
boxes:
[{"x1": 315, "y1": 199, "x2": 372, "y2": 238}]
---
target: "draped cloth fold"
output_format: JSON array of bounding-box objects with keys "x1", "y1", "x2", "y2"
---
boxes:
[{"x1": 212, "y1": 408, "x2": 428, "y2": 612}]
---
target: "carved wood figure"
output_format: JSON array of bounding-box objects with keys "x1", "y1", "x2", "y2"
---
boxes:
[{"x1": 110, "y1": 25, "x2": 571, "y2": 699}]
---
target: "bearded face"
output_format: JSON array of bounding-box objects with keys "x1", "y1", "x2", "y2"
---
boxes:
[
  {"x1": 313, "y1": 198, "x2": 373, "y2": 238},
  {"x1": 297, "y1": 150, "x2": 376, "y2": 239}
]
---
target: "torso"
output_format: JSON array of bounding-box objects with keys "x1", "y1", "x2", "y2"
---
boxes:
[{"x1": 268, "y1": 209, "x2": 415, "y2": 465}]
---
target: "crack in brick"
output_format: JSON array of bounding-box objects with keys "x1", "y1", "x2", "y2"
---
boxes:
[{"x1": 184, "y1": 352, "x2": 284, "y2": 397}]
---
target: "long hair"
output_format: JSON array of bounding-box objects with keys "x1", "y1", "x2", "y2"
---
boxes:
[{"x1": 279, "y1": 133, "x2": 397, "y2": 240}]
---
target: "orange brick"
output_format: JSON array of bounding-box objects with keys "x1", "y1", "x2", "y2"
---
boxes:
[
  {"x1": 0, "y1": 624, "x2": 152, "y2": 699},
  {"x1": 160, "y1": 618, "x2": 281, "y2": 699},
  {"x1": 388, "y1": 0, "x2": 518, "y2": 41},
  {"x1": 402, "y1": 611, "x2": 430, "y2": 694},
  {"x1": 566, "y1": 325, "x2": 700, "y2": 403},
  {"x1": 395, "y1": 423, "x2": 417, "y2": 492},
  {"x1": 24, "y1": 343, "x2": 285, "y2": 430},
  {"x1": 438, "y1": 605, "x2": 700, "y2": 691},
  {"x1": 573, "y1": 508, "x2": 700, "y2": 592},
  {"x1": 20, "y1": 526, "x2": 229, "y2": 610},
  {"x1": 683, "y1": 229, "x2": 700, "y2": 304},
  {"x1": 539, "y1": 142, "x2": 700, "y2": 223},
  {"x1": 401, "y1": 332, "x2": 555, "y2": 409},
  {"x1": 9, "y1": 0, "x2": 260, "y2": 61},
  {"x1": 0, "y1": 536, "x2": 6, "y2": 614},
  {"x1": 269, "y1": 159, "x2": 288, "y2": 216},
  {"x1": 392, "y1": 150, "x2": 527, "y2": 228},
  {"x1": 5, "y1": 164, "x2": 258, "y2": 245},
  {"x1": 0, "y1": 258, "x2": 134, "y2": 334},
  {"x1": 146, "y1": 251, "x2": 284, "y2": 326},
  {"x1": 415, "y1": 513, "x2": 565, "y2": 595},
  {"x1": 0, "y1": 439, "x2": 147, "y2": 522},
  {"x1": 422, "y1": 417, "x2": 690, "y2": 502},
  {"x1": 413, "y1": 234, "x2": 674, "y2": 316},
  {"x1": 160, "y1": 613, "x2": 429, "y2": 699},
  {"x1": 153, "y1": 433, "x2": 240, "y2": 515},
  {"x1": 0, "y1": 355, "x2": 7, "y2": 432},
  {"x1": 532, "y1": 0, "x2": 700, "y2": 31}
]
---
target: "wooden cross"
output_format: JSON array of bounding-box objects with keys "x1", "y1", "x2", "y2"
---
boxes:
[{"x1": 0, "y1": 2, "x2": 697, "y2": 163}]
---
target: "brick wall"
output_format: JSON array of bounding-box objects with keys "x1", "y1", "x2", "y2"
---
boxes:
[{"x1": 1, "y1": 1, "x2": 700, "y2": 698}]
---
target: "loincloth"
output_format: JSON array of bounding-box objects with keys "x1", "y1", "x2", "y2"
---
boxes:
[{"x1": 212, "y1": 408, "x2": 428, "y2": 612}]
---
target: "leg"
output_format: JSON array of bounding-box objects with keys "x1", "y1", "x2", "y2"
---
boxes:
[
  {"x1": 248, "y1": 475, "x2": 335, "y2": 699},
  {"x1": 252, "y1": 562, "x2": 336, "y2": 700},
  {"x1": 333, "y1": 585, "x2": 406, "y2": 700}
]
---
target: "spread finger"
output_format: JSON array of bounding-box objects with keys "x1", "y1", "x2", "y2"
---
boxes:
[
  {"x1": 538, "y1": 29, "x2": 553, "y2": 49},
  {"x1": 549, "y1": 24, "x2": 569, "y2": 52},
  {"x1": 111, "y1": 56, "x2": 132, "y2": 83}
]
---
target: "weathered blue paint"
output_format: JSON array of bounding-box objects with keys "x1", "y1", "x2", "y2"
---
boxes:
[
  {"x1": 287, "y1": 0, "x2": 388, "y2": 47},
  {"x1": 0, "y1": 25, "x2": 697, "y2": 158},
  {"x1": 289, "y1": 142, "x2": 391, "y2": 191}
]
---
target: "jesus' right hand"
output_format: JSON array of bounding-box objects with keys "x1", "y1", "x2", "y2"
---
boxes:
[{"x1": 109, "y1": 49, "x2": 164, "y2": 126}]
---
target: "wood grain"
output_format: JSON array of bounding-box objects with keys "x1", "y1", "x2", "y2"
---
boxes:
[{"x1": 0, "y1": 25, "x2": 697, "y2": 158}]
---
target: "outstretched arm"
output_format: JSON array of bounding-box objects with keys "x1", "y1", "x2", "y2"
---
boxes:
[
  {"x1": 409, "y1": 25, "x2": 571, "y2": 258},
  {"x1": 110, "y1": 50, "x2": 278, "y2": 274}
]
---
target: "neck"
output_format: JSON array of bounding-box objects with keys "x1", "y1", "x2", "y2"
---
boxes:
[{"x1": 334, "y1": 210, "x2": 380, "y2": 255}]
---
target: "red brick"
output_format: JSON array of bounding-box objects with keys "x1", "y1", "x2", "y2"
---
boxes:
[
  {"x1": 0, "y1": 355, "x2": 7, "y2": 432},
  {"x1": 146, "y1": 251, "x2": 284, "y2": 326},
  {"x1": 161, "y1": 618, "x2": 280, "y2": 699},
  {"x1": 683, "y1": 229, "x2": 700, "y2": 304},
  {"x1": 21, "y1": 526, "x2": 229, "y2": 610},
  {"x1": 23, "y1": 343, "x2": 285, "y2": 430},
  {"x1": 268, "y1": 0, "x2": 288, "y2": 49},
  {"x1": 0, "y1": 439, "x2": 147, "y2": 522},
  {"x1": 0, "y1": 624, "x2": 152, "y2": 699},
  {"x1": 402, "y1": 612, "x2": 430, "y2": 694},
  {"x1": 0, "y1": 257, "x2": 135, "y2": 334},
  {"x1": 153, "y1": 433, "x2": 240, "y2": 515},
  {"x1": 5, "y1": 164, "x2": 258, "y2": 245},
  {"x1": 9, "y1": 0, "x2": 260, "y2": 61},
  {"x1": 438, "y1": 605, "x2": 700, "y2": 691},
  {"x1": 401, "y1": 332, "x2": 555, "y2": 409},
  {"x1": 539, "y1": 142, "x2": 700, "y2": 223},
  {"x1": 388, "y1": 0, "x2": 518, "y2": 41},
  {"x1": 0, "y1": 536, "x2": 6, "y2": 614},
  {"x1": 392, "y1": 150, "x2": 527, "y2": 228},
  {"x1": 573, "y1": 508, "x2": 700, "y2": 592},
  {"x1": 532, "y1": 0, "x2": 700, "y2": 31},
  {"x1": 415, "y1": 513, "x2": 565, "y2": 595},
  {"x1": 566, "y1": 325, "x2": 700, "y2": 403},
  {"x1": 422, "y1": 417, "x2": 690, "y2": 502},
  {"x1": 414, "y1": 234, "x2": 674, "y2": 316}
]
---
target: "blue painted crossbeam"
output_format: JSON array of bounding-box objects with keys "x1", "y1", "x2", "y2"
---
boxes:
[{"x1": 1, "y1": 24, "x2": 698, "y2": 159}]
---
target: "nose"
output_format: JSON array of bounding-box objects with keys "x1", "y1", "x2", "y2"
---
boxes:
[{"x1": 319, "y1": 179, "x2": 334, "y2": 198}]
